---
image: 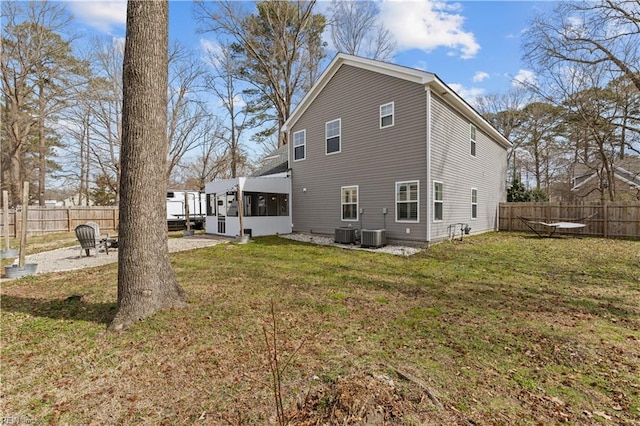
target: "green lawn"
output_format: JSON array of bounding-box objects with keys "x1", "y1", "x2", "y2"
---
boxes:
[{"x1": 1, "y1": 233, "x2": 638, "y2": 424}]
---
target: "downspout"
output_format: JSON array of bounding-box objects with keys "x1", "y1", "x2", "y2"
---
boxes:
[
  {"x1": 426, "y1": 86, "x2": 432, "y2": 244},
  {"x1": 286, "y1": 130, "x2": 293, "y2": 229}
]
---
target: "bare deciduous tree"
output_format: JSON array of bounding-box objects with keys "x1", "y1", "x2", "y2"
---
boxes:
[
  {"x1": 328, "y1": 0, "x2": 396, "y2": 61},
  {"x1": 196, "y1": 0, "x2": 326, "y2": 147},
  {"x1": 204, "y1": 43, "x2": 250, "y2": 178},
  {"x1": 166, "y1": 43, "x2": 209, "y2": 181},
  {"x1": 1, "y1": 0, "x2": 81, "y2": 206},
  {"x1": 524, "y1": 0, "x2": 640, "y2": 92},
  {"x1": 476, "y1": 88, "x2": 530, "y2": 182}
]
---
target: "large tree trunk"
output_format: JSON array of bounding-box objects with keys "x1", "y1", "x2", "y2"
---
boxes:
[{"x1": 110, "y1": 0, "x2": 185, "y2": 331}]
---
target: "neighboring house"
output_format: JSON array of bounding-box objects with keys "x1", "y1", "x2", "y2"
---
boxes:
[
  {"x1": 62, "y1": 193, "x2": 94, "y2": 207},
  {"x1": 282, "y1": 54, "x2": 511, "y2": 244},
  {"x1": 572, "y1": 158, "x2": 640, "y2": 201}
]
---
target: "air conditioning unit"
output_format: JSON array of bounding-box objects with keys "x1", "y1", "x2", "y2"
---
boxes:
[
  {"x1": 335, "y1": 227, "x2": 356, "y2": 244},
  {"x1": 361, "y1": 229, "x2": 386, "y2": 248}
]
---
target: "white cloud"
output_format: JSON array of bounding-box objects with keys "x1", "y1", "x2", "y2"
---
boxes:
[
  {"x1": 512, "y1": 69, "x2": 537, "y2": 87},
  {"x1": 68, "y1": 1, "x2": 126, "y2": 35},
  {"x1": 379, "y1": 0, "x2": 480, "y2": 59},
  {"x1": 200, "y1": 39, "x2": 220, "y2": 55},
  {"x1": 448, "y1": 83, "x2": 485, "y2": 106},
  {"x1": 472, "y1": 71, "x2": 489, "y2": 82},
  {"x1": 413, "y1": 60, "x2": 430, "y2": 71}
]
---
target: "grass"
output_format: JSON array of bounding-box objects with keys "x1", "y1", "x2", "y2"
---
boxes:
[{"x1": 1, "y1": 232, "x2": 639, "y2": 424}]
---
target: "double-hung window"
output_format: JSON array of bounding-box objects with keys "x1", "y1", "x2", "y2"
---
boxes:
[
  {"x1": 433, "y1": 181, "x2": 444, "y2": 222},
  {"x1": 470, "y1": 124, "x2": 477, "y2": 157},
  {"x1": 380, "y1": 102, "x2": 394, "y2": 128},
  {"x1": 341, "y1": 186, "x2": 358, "y2": 221},
  {"x1": 326, "y1": 119, "x2": 341, "y2": 154},
  {"x1": 293, "y1": 130, "x2": 306, "y2": 161},
  {"x1": 396, "y1": 181, "x2": 419, "y2": 222},
  {"x1": 471, "y1": 188, "x2": 477, "y2": 219}
]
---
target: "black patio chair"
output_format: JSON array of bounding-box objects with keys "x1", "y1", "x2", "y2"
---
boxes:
[{"x1": 74, "y1": 224, "x2": 109, "y2": 257}]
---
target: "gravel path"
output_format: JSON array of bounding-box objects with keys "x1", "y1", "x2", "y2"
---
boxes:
[
  {"x1": 10, "y1": 235, "x2": 229, "y2": 276},
  {"x1": 5, "y1": 233, "x2": 420, "y2": 279}
]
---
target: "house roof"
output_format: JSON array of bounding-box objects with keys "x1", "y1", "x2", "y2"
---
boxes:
[
  {"x1": 282, "y1": 53, "x2": 512, "y2": 149},
  {"x1": 572, "y1": 157, "x2": 640, "y2": 191},
  {"x1": 251, "y1": 144, "x2": 289, "y2": 177}
]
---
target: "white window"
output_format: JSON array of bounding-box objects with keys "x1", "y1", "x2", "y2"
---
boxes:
[
  {"x1": 470, "y1": 124, "x2": 477, "y2": 157},
  {"x1": 341, "y1": 186, "x2": 358, "y2": 221},
  {"x1": 396, "y1": 181, "x2": 419, "y2": 222},
  {"x1": 380, "y1": 102, "x2": 394, "y2": 128},
  {"x1": 293, "y1": 130, "x2": 306, "y2": 161},
  {"x1": 471, "y1": 188, "x2": 477, "y2": 219},
  {"x1": 433, "y1": 181, "x2": 443, "y2": 222},
  {"x1": 326, "y1": 119, "x2": 341, "y2": 154}
]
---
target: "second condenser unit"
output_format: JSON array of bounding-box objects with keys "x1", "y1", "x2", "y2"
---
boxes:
[{"x1": 360, "y1": 229, "x2": 386, "y2": 248}]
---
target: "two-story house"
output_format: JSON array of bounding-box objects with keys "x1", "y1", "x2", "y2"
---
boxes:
[{"x1": 282, "y1": 54, "x2": 511, "y2": 245}]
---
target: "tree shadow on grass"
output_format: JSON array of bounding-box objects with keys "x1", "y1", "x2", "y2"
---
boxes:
[
  {"x1": 395, "y1": 280, "x2": 640, "y2": 322},
  {"x1": 1, "y1": 294, "x2": 117, "y2": 325}
]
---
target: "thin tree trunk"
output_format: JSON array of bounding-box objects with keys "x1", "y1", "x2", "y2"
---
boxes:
[
  {"x1": 110, "y1": 0, "x2": 185, "y2": 331},
  {"x1": 38, "y1": 83, "x2": 46, "y2": 206},
  {"x1": 10, "y1": 147, "x2": 22, "y2": 207}
]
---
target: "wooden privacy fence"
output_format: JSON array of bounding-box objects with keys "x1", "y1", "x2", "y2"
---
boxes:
[
  {"x1": 499, "y1": 202, "x2": 640, "y2": 239},
  {"x1": 0, "y1": 206, "x2": 119, "y2": 237}
]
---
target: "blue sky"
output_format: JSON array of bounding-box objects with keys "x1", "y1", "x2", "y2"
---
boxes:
[{"x1": 65, "y1": 0, "x2": 555, "y2": 105}]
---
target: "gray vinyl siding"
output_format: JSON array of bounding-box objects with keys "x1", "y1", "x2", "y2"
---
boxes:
[
  {"x1": 290, "y1": 65, "x2": 428, "y2": 242},
  {"x1": 429, "y1": 93, "x2": 507, "y2": 240}
]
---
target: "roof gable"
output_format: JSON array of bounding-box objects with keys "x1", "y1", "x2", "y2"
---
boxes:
[
  {"x1": 282, "y1": 53, "x2": 511, "y2": 149},
  {"x1": 572, "y1": 160, "x2": 640, "y2": 191}
]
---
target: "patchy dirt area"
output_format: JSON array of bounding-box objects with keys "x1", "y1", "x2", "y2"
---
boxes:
[
  {"x1": 285, "y1": 371, "x2": 460, "y2": 425},
  {"x1": 6, "y1": 235, "x2": 228, "y2": 276}
]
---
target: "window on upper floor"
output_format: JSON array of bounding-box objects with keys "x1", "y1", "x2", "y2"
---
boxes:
[
  {"x1": 293, "y1": 129, "x2": 306, "y2": 161},
  {"x1": 380, "y1": 102, "x2": 394, "y2": 128},
  {"x1": 326, "y1": 119, "x2": 341, "y2": 154},
  {"x1": 470, "y1": 124, "x2": 477, "y2": 157},
  {"x1": 396, "y1": 181, "x2": 419, "y2": 222},
  {"x1": 471, "y1": 188, "x2": 477, "y2": 219},
  {"x1": 341, "y1": 185, "x2": 358, "y2": 221},
  {"x1": 433, "y1": 181, "x2": 444, "y2": 222}
]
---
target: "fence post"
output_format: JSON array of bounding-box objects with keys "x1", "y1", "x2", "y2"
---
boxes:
[
  {"x1": 603, "y1": 203, "x2": 608, "y2": 238},
  {"x1": 2, "y1": 191, "x2": 9, "y2": 249},
  {"x1": 15, "y1": 207, "x2": 21, "y2": 240}
]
